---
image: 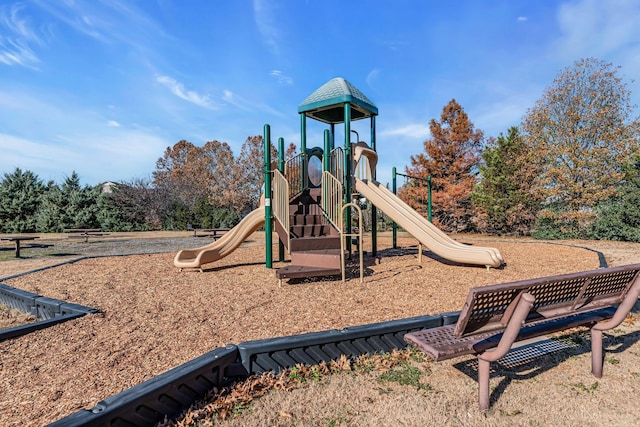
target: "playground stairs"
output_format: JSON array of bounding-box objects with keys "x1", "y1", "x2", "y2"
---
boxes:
[{"x1": 275, "y1": 188, "x2": 342, "y2": 281}]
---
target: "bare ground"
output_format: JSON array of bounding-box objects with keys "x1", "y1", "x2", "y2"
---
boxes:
[{"x1": 0, "y1": 232, "x2": 639, "y2": 426}]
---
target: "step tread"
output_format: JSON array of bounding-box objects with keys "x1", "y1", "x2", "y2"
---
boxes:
[
  {"x1": 292, "y1": 249, "x2": 342, "y2": 255},
  {"x1": 275, "y1": 265, "x2": 342, "y2": 279}
]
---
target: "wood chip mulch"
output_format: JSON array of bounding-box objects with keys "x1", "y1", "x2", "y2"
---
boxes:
[{"x1": 0, "y1": 235, "x2": 628, "y2": 426}]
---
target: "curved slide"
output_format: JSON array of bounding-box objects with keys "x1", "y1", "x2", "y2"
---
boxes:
[
  {"x1": 173, "y1": 206, "x2": 265, "y2": 270},
  {"x1": 355, "y1": 178, "x2": 504, "y2": 268}
]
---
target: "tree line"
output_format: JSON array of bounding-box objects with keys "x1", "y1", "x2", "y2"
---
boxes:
[
  {"x1": 1, "y1": 57, "x2": 639, "y2": 241},
  {"x1": 0, "y1": 136, "x2": 295, "y2": 233},
  {"x1": 401, "y1": 58, "x2": 640, "y2": 241}
]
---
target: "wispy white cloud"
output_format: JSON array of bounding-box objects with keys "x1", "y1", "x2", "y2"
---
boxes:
[
  {"x1": 0, "y1": 84, "x2": 171, "y2": 184},
  {"x1": 0, "y1": 3, "x2": 41, "y2": 68},
  {"x1": 0, "y1": 124, "x2": 169, "y2": 184},
  {"x1": 380, "y1": 123, "x2": 429, "y2": 139},
  {"x1": 0, "y1": 133, "x2": 78, "y2": 176},
  {"x1": 222, "y1": 89, "x2": 252, "y2": 111},
  {"x1": 472, "y1": 99, "x2": 532, "y2": 138},
  {"x1": 156, "y1": 75, "x2": 215, "y2": 109},
  {"x1": 270, "y1": 70, "x2": 293, "y2": 85},
  {"x1": 555, "y1": 0, "x2": 640, "y2": 62},
  {"x1": 381, "y1": 39, "x2": 408, "y2": 52},
  {"x1": 31, "y1": 0, "x2": 173, "y2": 57},
  {"x1": 253, "y1": 0, "x2": 281, "y2": 54},
  {"x1": 222, "y1": 88, "x2": 284, "y2": 117},
  {"x1": 366, "y1": 69, "x2": 381, "y2": 88},
  {"x1": 31, "y1": 0, "x2": 107, "y2": 42},
  {"x1": 1, "y1": 3, "x2": 39, "y2": 40}
]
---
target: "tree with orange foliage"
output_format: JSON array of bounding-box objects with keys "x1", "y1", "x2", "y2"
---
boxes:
[
  {"x1": 403, "y1": 99, "x2": 483, "y2": 232},
  {"x1": 201, "y1": 140, "x2": 236, "y2": 207},
  {"x1": 153, "y1": 140, "x2": 209, "y2": 211},
  {"x1": 522, "y1": 58, "x2": 640, "y2": 238},
  {"x1": 231, "y1": 135, "x2": 277, "y2": 213}
]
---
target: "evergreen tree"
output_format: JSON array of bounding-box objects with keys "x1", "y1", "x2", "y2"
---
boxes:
[
  {"x1": 0, "y1": 168, "x2": 45, "y2": 233},
  {"x1": 472, "y1": 127, "x2": 541, "y2": 235},
  {"x1": 36, "y1": 172, "x2": 101, "y2": 231},
  {"x1": 404, "y1": 99, "x2": 483, "y2": 232},
  {"x1": 589, "y1": 156, "x2": 640, "y2": 241}
]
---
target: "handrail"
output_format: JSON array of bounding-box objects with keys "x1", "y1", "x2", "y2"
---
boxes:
[
  {"x1": 285, "y1": 152, "x2": 306, "y2": 198},
  {"x1": 340, "y1": 202, "x2": 364, "y2": 283},
  {"x1": 321, "y1": 171, "x2": 343, "y2": 230},
  {"x1": 272, "y1": 169, "x2": 290, "y2": 252}
]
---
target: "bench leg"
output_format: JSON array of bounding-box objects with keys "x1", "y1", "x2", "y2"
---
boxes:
[
  {"x1": 591, "y1": 328, "x2": 604, "y2": 378},
  {"x1": 590, "y1": 275, "x2": 640, "y2": 379},
  {"x1": 476, "y1": 292, "x2": 535, "y2": 411},
  {"x1": 478, "y1": 358, "x2": 491, "y2": 411}
]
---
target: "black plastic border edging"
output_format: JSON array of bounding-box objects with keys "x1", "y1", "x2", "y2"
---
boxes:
[
  {"x1": 238, "y1": 312, "x2": 460, "y2": 374},
  {"x1": 49, "y1": 312, "x2": 461, "y2": 427},
  {"x1": 0, "y1": 312, "x2": 86, "y2": 341},
  {"x1": 48, "y1": 345, "x2": 239, "y2": 427},
  {"x1": 0, "y1": 281, "x2": 98, "y2": 342}
]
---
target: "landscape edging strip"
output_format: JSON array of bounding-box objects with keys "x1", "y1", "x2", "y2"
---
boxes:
[
  {"x1": 48, "y1": 312, "x2": 460, "y2": 427},
  {"x1": 47, "y1": 345, "x2": 239, "y2": 427},
  {"x1": 0, "y1": 280, "x2": 98, "y2": 342}
]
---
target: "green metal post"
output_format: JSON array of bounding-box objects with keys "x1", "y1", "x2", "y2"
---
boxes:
[
  {"x1": 330, "y1": 124, "x2": 335, "y2": 150},
  {"x1": 277, "y1": 137, "x2": 285, "y2": 262},
  {"x1": 323, "y1": 130, "x2": 330, "y2": 172},
  {"x1": 370, "y1": 116, "x2": 377, "y2": 256},
  {"x1": 323, "y1": 130, "x2": 330, "y2": 225},
  {"x1": 427, "y1": 175, "x2": 432, "y2": 222},
  {"x1": 392, "y1": 166, "x2": 397, "y2": 249},
  {"x1": 278, "y1": 137, "x2": 285, "y2": 172},
  {"x1": 300, "y1": 113, "x2": 307, "y2": 189},
  {"x1": 264, "y1": 124, "x2": 272, "y2": 268},
  {"x1": 344, "y1": 104, "x2": 352, "y2": 254}
]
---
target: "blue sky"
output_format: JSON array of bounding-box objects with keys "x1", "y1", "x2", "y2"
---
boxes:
[{"x1": 1, "y1": 0, "x2": 640, "y2": 188}]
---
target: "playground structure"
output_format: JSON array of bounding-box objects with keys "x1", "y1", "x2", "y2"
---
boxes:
[{"x1": 174, "y1": 77, "x2": 504, "y2": 278}]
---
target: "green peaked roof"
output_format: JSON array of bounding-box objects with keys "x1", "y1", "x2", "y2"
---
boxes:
[{"x1": 298, "y1": 77, "x2": 378, "y2": 124}]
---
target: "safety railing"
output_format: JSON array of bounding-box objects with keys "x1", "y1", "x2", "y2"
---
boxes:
[
  {"x1": 285, "y1": 152, "x2": 306, "y2": 198},
  {"x1": 330, "y1": 147, "x2": 344, "y2": 182},
  {"x1": 321, "y1": 171, "x2": 343, "y2": 230},
  {"x1": 272, "y1": 169, "x2": 290, "y2": 252}
]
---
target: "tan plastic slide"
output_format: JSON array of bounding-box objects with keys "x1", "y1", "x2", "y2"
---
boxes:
[
  {"x1": 173, "y1": 206, "x2": 265, "y2": 270},
  {"x1": 355, "y1": 178, "x2": 504, "y2": 268}
]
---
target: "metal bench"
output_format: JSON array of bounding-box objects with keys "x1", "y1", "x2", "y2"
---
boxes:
[{"x1": 404, "y1": 264, "x2": 640, "y2": 411}]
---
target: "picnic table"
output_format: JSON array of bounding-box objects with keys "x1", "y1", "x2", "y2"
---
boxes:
[
  {"x1": 0, "y1": 235, "x2": 40, "y2": 257},
  {"x1": 64, "y1": 228, "x2": 108, "y2": 243},
  {"x1": 190, "y1": 227, "x2": 230, "y2": 239}
]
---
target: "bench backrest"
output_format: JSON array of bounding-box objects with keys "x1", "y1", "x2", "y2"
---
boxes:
[{"x1": 454, "y1": 264, "x2": 640, "y2": 337}]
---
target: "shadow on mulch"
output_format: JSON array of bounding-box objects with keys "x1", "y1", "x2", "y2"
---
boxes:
[{"x1": 453, "y1": 329, "x2": 640, "y2": 409}]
